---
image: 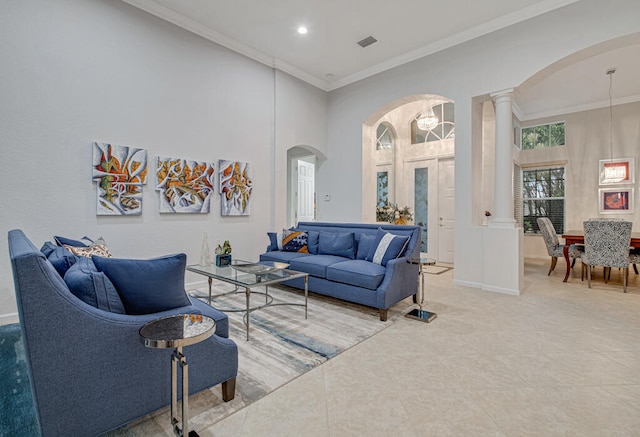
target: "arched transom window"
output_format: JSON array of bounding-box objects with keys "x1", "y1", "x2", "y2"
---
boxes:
[
  {"x1": 411, "y1": 102, "x2": 455, "y2": 144},
  {"x1": 376, "y1": 122, "x2": 394, "y2": 150}
]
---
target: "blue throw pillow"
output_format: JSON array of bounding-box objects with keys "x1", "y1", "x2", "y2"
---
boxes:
[
  {"x1": 318, "y1": 232, "x2": 355, "y2": 259},
  {"x1": 356, "y1": 234, "x2": 377, "y2": 260},
  {"x1": 366, "y1": 228, "x2": 410, "y2": 266},
  {"x1": 307, "y1": 231, "x2": 320, "y2": 254},
  {"x1": 41, "y1": 243, "x2": 78, "y2": 276},
  {"x1": 92, "y1": 253, "x2": 191, "y2": 315},
  {"x1": 54, "y1": 235, "x2": 93, "y2": 247},
  {"x1": 63, "y1": 257, "x2": 125, "y2": 314},
  {"x1": 267, "y1": 232, "x2": 278, "y2": 251}
]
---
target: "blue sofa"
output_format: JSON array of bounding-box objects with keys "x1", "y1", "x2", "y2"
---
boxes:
[
  {"x1": 8, "y1": 229, "x2": 238, "y2": 437},
  {"x1": 259, "y1": 222, "x2": 420, "y2": 321}
]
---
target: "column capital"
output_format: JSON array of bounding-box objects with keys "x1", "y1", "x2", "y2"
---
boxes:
[{"x1": 490, "y1": 88, "x2": 514, "y2": 102}]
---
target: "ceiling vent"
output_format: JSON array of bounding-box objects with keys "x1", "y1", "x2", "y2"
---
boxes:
[{"x1": 357, "y1": 36, "x2": 377, "y2": 48}]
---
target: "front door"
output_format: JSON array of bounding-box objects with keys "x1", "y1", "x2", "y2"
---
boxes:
[{"x1": 405, "y1": 158, "x2": 455, "y2": 263}]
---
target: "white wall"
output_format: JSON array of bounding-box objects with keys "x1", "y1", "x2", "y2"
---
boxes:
[
  {"x1": 322, "y1": 0, "x2": 640, "y2": 292},
  {"x1": 0, "y1": 0, "x2": 327, "y2": 319}
]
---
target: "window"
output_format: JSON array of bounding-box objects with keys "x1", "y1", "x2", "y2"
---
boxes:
[
  {"x1": 411, "y1": 102, "x2": 455, "y2": 144},
  {"x1": 522, "y1": 167, "x2": 565, "y2": 234},
  {"x1": 521, "y1": 122, "x2": 565, "y2": 149},
  {"x1": 376, "y1": 123, "x2": 394, "y2": 150}
]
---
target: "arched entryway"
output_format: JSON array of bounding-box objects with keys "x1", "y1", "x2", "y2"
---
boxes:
[
  {"x1": 287, "y1": 145, "x2": 326, "y2": 227},
  {"x1": 362, "y1": 94, "x2": 456, "y2": 263}
]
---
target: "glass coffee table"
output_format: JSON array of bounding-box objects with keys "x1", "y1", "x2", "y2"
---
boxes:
[{"x1": 187, "y1": 260, "x2": 309, "y2": 340}]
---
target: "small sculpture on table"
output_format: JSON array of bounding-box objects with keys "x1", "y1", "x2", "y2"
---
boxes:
[{"x1": 215, "y1": 240, "x2": 232, "y2": 267}]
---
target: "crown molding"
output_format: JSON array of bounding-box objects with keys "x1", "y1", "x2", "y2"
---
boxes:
[
  {"x1": 520, "y1": 94, "x2": 640, "y2": 121},
  {"x1": 123, "y1": 0, "x2": 581, "y2": 92},
  {"x1": 121, "y1": 1, "x2": 274, "y2": 66},
  {"x1": 327, "y1": 0, "x2": 582, "y2": 91}
]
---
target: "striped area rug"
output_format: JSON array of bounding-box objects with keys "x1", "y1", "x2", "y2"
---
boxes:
[{"x1": 108, "y1": 283, "x2": 412, "y2": 436}]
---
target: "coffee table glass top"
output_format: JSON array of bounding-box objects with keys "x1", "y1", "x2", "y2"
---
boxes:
[{"x1": 187, "y1": 259, "x2": 308, "y2": 287}]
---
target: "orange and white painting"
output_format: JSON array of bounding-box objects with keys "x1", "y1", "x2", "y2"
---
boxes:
[
  {"x1": 219, "y1": 159, "x2": 252, "y2": 216},
  {"x1": 156, "y1": 157, "x2": 215, "y2": 213},
  {"x1": 92, "y1": 142, "x2": 148, "y2": 215}
]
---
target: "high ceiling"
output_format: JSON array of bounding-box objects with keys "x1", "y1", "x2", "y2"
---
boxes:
[
  {"x1": 122, "y1": 0, "x2": 581, "y2": 91},
  {"x1": 123, "y1": 0, "x2": 640, "y2": 118}
]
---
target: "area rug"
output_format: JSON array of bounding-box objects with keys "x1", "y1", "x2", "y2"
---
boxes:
[
  {"x1": 1, "y1": 285, "x2": 411, "y2": 436},
  {"x1": 0, "y1": 323, "x2": 40, "y2": 437},
  {"x1": 107, "y1": 283, "x2": 412, "y2": 436}
]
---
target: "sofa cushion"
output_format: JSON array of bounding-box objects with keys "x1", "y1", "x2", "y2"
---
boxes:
[
  {"x1": 307, "y1": 231, "x2": 320, "y2": 254},
  {"x1": 281, "y1": 230, "x2": 309, "y2": 253},
  {"x1": 63, "y1": 257, "x2": 125, "y2": 314},
  {"x1": 260, "y1": 250, "x2": 311, "y2": 263},
  {"x1": 267, "y1": 232, "x2": 278, "y2": 251},
  {"x1": 318, "y1": 232, "x2": 355, "y2": 259},
  {"x1": 92, "y1": 253, "x2": 191, "y2": 315},
  {"x1": 289, "y1": 255, "x2": 349, "y2": 279},
  {"x1": 41, "y1": 242, "x2": 78, "y2": 277},
  {"x1": 366, "y1": 228, "x2": 410, "y2": 266},
  {"x1": 356, "y1": 234, "x2": 377, "y2": 260},
  {"x1": 326, "y1": 260, "x2": 386, "y2": 290}
]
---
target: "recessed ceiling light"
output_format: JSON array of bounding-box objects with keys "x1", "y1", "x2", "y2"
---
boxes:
[{"x1": 297, "y1": 26, "x2": 308, "y2": 35}]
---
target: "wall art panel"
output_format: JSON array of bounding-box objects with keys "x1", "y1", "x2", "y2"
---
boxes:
[
  {"x1": 156, "y1": 157, "x2": 215, "y2": 213},
  {"x1": 92, "y1": 142, "x2": 148, "y2": 215},
  {"x1": 219, "y1": 160, "x2": 253, "y2": 216}
]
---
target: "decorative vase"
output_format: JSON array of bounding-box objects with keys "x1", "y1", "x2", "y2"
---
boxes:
[
  {"x1": 200, "y1": 232, "x2": 211, "y2": 266},
  {"x1": 216, "y1": 254, "x2": 232, "y2": 267}
]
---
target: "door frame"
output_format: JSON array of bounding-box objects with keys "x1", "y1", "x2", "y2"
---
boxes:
[{"x1": 403, "y1": 155, "x2": 454, "y2": 262}]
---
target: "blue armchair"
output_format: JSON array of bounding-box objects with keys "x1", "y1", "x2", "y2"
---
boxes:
[{"x1": 8, "y1": 229, "x2": 238, "y2": 437}]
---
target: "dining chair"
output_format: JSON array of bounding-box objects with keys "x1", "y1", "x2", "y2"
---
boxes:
[
  {"x1": 537, "y1": 217, "x2": 583, "y2": 276},
  {"x1": 582, "y1": 220, "x2": 633, "y2": 292}
]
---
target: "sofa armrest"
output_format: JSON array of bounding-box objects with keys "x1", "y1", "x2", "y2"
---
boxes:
[{"x1": 376, "y1": 256, "x2": 419, "y2": 308}]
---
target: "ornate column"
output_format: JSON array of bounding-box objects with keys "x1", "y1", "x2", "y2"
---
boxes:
[{"x1": 489, "y1": 89, "x2": 516, "y2": 228}]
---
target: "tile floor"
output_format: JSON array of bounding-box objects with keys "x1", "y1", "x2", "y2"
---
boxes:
[{"x1": 198, "y1": 258, "x2": 640, "y2": 436}]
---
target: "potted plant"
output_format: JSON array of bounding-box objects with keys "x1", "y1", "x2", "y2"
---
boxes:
[{"x1": 215, "y1": 240, "x2": 232, "y2": 266}]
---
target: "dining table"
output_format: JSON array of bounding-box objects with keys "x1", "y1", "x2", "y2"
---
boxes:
[{"x1": 561, "y1": 230, "x2": 640, "y2": 282}]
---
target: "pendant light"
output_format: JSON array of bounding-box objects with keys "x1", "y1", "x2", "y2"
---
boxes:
[{"x1": 416, "y1": 106, "x2": 439, "y2": 131}]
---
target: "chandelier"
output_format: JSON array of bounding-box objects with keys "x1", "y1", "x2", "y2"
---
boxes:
[{"x1": 416, "y1": 106, "x2": 439, "y2": 131}]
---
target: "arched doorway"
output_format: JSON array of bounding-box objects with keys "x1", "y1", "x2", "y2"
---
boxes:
[
  {"x1": 287, "y1": 145, "x2": 326, "y2": 227},
  {"x1": 363, "y1": 95, "x2": 456, "y2": 263}
]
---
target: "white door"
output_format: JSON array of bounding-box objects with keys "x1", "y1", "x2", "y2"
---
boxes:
[
  {"x1": 438, "y1": 158, "x2": 455, "y2": 264},
  {"x1": 405, "y1": 158, "x2": 455, "y2": 263},
  {"x1": 297, "y1": 160, "x2": 315, "y2": 222}
]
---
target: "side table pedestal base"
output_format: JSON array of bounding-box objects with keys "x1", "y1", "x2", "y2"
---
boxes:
[{"x1": 405, "y1": 308, "x2": 437, "y2": 323}]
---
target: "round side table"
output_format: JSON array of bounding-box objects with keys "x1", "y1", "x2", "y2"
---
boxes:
[
  {"x1": 140, "y1": 314, "x2": 215, "y2": 437},
  {"x1": 406, "y1": 256, "x2": 437, "y2": 323}
]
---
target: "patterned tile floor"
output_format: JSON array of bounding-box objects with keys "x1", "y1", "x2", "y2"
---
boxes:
[{"x1": 201, "y1": 258, "x2": 640, "y2": 436}]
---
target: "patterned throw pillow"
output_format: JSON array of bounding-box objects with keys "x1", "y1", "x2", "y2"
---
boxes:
[
  {"x1": 64, "y1": 238, "x2": 112, "y2": 258},
  {"x1": 280, "y1": 230, "x2": 309, "y2": 253}
]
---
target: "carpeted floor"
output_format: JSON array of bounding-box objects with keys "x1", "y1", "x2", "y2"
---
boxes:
[
  {"x1": 0, "y1": 323, "x2": 40, "y2": 437},
  {"x1": 1, "y1": 284, "x2": 411, "y2": 436},
  {"x1": 109, "y1": 283, "x2": 412, "y2": 436}
]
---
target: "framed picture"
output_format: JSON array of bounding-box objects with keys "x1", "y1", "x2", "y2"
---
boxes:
[
  {"x1": 599, "y1": 158, "x2": 635, "y2": 185},
  {"x1": 599, "y1": 188, "x2": 634, "y2": 214}
]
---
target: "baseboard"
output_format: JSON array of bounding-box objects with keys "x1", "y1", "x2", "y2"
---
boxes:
[
  {"x1": 452, "y1": 279, "x2": 520, "y2": 296},
  {"x1": 0, "y1": 313, "x2": 19, "y2": 325}
]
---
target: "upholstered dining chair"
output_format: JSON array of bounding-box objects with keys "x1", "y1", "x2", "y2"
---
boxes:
[
  {"x1": 582, "y1": 219, "x2": 633, "y2": 293},
  {"x1": 537, "y1": 217, "x2": 583, "y2": 276}
]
